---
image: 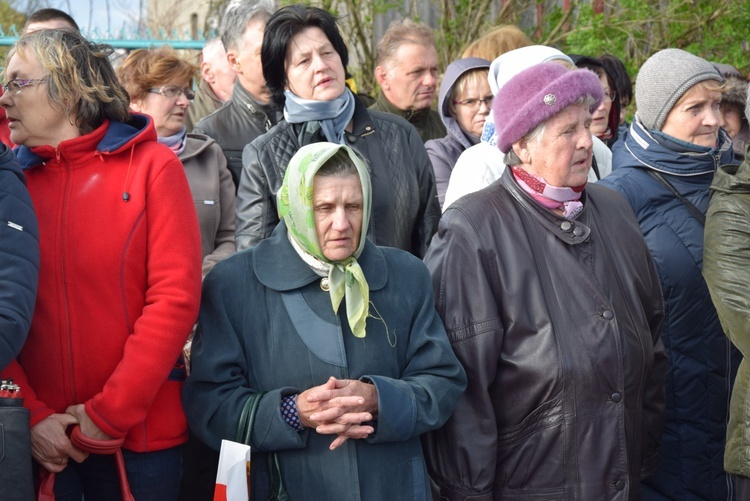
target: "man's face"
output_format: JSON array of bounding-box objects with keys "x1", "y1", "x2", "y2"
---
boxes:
[
  {"x1": 228, "y1": 19, "x2": 271, "y2": 104},
  {"x1": 377, "y1": 42, "x2": 438, "y2": 111}
]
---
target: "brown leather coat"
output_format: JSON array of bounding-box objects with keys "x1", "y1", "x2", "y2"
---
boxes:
[{"x1": 423, "y1": 169, "x2": 667, "y2": 501}]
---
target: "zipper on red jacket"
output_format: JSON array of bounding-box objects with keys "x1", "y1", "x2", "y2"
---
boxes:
[{"x1": 59, "y1": 152, "x2": 77, "y2": 403}]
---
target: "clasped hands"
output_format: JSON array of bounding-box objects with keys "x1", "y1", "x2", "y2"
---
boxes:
[
  {"x1": 297, "y1": 376, "x2": 378, "y2": 451},
  {"x1": 31, "y1": 403, "x2": 113, "y2": 472}
]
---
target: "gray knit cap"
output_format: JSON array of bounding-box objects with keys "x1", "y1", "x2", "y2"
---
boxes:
[{"x1": 635, "y1": 48, "x2": 724, "y2": 131}]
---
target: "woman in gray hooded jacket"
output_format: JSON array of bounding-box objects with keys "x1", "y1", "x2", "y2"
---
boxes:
[{"x1": 425, "y1": 58, "x2": 491, "y2": 208}]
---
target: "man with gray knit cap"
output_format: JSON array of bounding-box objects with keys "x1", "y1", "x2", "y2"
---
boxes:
[
  {"x1": 600, "y1": 48, "x2": 740, "y2": 501},
  {"x1": 424, "y1": 61, "x2": 666, "y2": 501}
]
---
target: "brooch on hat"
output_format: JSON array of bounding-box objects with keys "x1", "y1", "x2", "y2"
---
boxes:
[{"x1": 543, "y1": 94, "x2": 556, "y2": 106}]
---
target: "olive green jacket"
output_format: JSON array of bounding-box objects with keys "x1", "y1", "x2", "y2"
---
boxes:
[
  {"x1": 704, "y1": 155, "x2": 750, "y2": 477},
  {"x1": 369, "y1": 91, "x2": 445, "y2": 143}
]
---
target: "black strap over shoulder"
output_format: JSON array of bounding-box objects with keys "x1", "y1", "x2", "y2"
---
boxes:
[
  {"x1": 646, "y1": 170, "x2": 706, "y2": 226},
  {"x1": 591, "y1": 155, "x2": 601, "y2": 180}
]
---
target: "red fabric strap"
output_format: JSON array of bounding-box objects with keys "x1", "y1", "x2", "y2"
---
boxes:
[{"x1": 37, "y1": 426, "x2": 134, "y2": 501}]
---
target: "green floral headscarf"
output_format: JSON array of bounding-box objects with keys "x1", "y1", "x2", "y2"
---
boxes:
[{"x1": 277, "y1": 142, "x2": 372, "y2": 338}]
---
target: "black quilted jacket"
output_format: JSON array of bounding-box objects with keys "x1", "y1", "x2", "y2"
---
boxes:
[{"x1": 235, "y1": 95, "x2": 440, "y2": 257}]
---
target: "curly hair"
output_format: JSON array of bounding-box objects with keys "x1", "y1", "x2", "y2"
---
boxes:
[
  {"x1": 7, "y1": 29, "x2": 130, "y2": 134},
  {"x1": 116, "y1": 46, "x2": 198, "y2": 103}
]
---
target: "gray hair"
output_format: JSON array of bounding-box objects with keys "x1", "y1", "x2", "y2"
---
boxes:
[
  {"x1": 220, "y1": 0, "x2": 276, "y2": 52},
  {"x1": 375, "y1": 18, "x2": 435, "y2": 68},
  {"x1": 503, "y1": 95, "x2": 598, "y2": 166}
]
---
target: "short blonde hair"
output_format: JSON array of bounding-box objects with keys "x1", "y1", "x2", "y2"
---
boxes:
[
  {"x1": 462, "y1": 25, "x2": 532, "y2": 61},
  {"x1": 376, "y1": 19, "x2": 435, "y2": 68}
]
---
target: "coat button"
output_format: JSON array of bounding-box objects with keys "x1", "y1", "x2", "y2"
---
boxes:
[
  {"x1": 615, "y1": 480, "x2": 625, "y2": 490},
  {"x1": 602, "y1": 309, "x2": 614, "y2": 320},
  {"x1": 572, "y1": 226, "x2": 585, "y2": 237},
  {"x1": 611, "y1": 392, "x2": 622, "y2": 403},
  {"x1": 561, "y1": 221, "x2": 572, "y2": 231}
]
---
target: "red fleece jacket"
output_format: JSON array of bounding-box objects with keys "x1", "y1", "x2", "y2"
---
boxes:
[{"x1": 2, "y1": 117, "x2": 202, "y2": 452}]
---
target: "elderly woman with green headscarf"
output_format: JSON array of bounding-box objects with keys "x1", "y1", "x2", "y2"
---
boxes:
[{"x1": 182, "y1": 142, "x2": 466, "y2": 500}]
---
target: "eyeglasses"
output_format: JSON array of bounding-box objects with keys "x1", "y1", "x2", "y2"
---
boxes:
[
  {"x1": 454, "y1": 96, "x2": 494, "y2": 110},
  {"x1": 148, "y1": 85, "x2": 195, "y2": 101},
  {"x1": 1, "y1": 78, "x2": 47, "y2": 95},
  {"x1": 603, "y1": 90, "x2": 617, "y2": 102}
]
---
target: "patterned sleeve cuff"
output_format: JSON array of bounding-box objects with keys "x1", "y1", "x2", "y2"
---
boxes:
[{"x1": 281, "y1": 394, "x2": 304, "y2": 431}]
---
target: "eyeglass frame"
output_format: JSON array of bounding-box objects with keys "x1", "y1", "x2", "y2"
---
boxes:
[
  {"x1": 454, "y1": 95, "x2": 494, "y2": 109},
  {"x1": 602, "y1": 90, "x2": 617, "y2": 103},
  {"x1": 1, "y1": 78, "x2": 48, "y2": 95},
  {"x1": 147, "y1": 85, "x2": 195, "y2": 101}
]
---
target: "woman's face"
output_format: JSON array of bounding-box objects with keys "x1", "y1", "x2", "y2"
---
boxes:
[
  {"x1": 284, "y1": 27, "x2": 346, "y2": 101},
  {"x1": 661, "y1": 82, "x2": 722, "y2": 148},
  {"x1": 719, "y1": 102, "x2": 743, "y2": 139},
  {"x1": 589, "y1": 73, "x2": 612, "y2": 137},
  {"x1": 313, "y1": 173, "x2": 363, "y2": 261},
  {"x1": 515, "y1": 104, "x2": 594, "y2": 188},
  {"x1": 452, "y1": 76, "x2": 492, "y2": 138},
  {"x1": 0, "y1": 51, "x2": 78, "y2": 147},
  {"x1": 130, "y1": 81, "x2": 191, "y2": 137}
]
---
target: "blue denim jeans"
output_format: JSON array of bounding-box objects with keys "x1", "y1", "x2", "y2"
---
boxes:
[{"x1": 52, "y1": 446, "x2": 182, "y2": 501}]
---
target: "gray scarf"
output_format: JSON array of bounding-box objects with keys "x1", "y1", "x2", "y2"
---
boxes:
[{"x1": 283, "y1": 88, "x2": 355, "y2": 144}]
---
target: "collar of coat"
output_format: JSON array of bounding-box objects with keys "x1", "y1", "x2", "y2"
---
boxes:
[
  {"x1": 498, "y1": 166, "x2": 592, "y2": 245},
  {"x1": 253, "y1": 222, "x2": 388, "y2": 292},
  {"x1": 621, "y1": 116, "x2": 735, "y2": 176},
  {"x1": 374, "y1": 90, "x2": 433, "y2": 124}
]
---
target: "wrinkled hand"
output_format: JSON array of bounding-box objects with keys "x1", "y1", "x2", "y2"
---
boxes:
[
  {"x1": 298, "y1": 377, "x2": 378, "y2": 450},
  {"x1": 66, "y1": 404, "x2": 113, "y2": 441},
  {"x1": 31, "y1": 413, "x2": 89, "y2": 472}
]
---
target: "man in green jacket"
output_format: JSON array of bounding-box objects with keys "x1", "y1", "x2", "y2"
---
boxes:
[
  {"x1": 704, "y1": 87, "x2": 750, "y2": 501},
  {"x1": 371, "y1": 18, "x2": 446, "y2": 142}
]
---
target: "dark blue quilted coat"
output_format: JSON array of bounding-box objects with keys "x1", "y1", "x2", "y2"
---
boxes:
[
  {"x1": 0, "y1": 143, "x2": 39, "y2": 371},
  {"x1": 600, "y1": 117, "x2": 740, "y2": 501}
]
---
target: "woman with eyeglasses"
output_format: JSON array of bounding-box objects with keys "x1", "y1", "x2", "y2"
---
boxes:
[
  {"x1": 117, "y1": 46, "x2": 236, "y2": 278},
  {"x1": 570, "y1": 55, "x2": 621, "y2": 149},
  {"x1": 0, "y1": 29, "x2": 202, "y2": 499},
  {"x1": 424, "y1": 57, "x2": 491, "y2": 208}
]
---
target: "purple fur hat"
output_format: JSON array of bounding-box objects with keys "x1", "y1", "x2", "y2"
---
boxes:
[{"x1": 494, "y1": 62, "x2": 604, "y2": 153}]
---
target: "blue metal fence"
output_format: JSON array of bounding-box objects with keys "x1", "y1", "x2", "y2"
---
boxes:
[{"x1": 0, "y1": 25, "x2": 214, "y2": 49}]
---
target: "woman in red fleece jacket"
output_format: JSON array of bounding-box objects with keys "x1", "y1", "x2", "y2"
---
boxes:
[{"x1": 0, "y1": 29, "x2": 202, "y2": 499}]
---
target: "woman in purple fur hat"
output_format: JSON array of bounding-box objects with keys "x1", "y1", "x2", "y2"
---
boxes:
[{"x1": 423, "y1": 62, "x2": 668, "y2": 501}]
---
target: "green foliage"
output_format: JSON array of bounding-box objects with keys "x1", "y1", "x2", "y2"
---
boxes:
[
  {"x1": 205, "y1": 0, "x2": 750, "y2": 99},
  {"x1": 558, "y1": 0, "x2": 750, "y2": 76}
]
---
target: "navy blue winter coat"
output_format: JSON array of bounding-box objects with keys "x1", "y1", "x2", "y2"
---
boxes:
[
  {"x1": 600, "y1": 117, "x2": 740, "y2": 500},
  {"x1": 0, "y1": 143, "x2": 39, "y2": 371}
]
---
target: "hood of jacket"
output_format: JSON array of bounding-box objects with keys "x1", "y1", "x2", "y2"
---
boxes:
[
  {"x1": 711, "y1": 157, "x2": 750, "y2": 195},
  {"x1": 437, "y1": 57, "x2": 490, "y2": 149},
  {"x1": 721, "y1": 73, "x2": 749, "y2": 112},
  {"x1": 181, "y1": 132, "x2": 218, "y2": 162},
  {"x1": 0, "y1": 142, "x2": 24, "y2": 184},
  {"x1": 616, "y1": 115, "x2": 735, "y2": 176},
  {"x1": 14, "y1": 112, "x2": 156, "y2": 170}
]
